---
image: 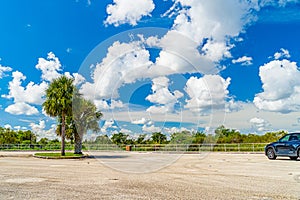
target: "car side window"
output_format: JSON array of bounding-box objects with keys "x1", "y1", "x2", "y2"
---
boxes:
[
  {"x1": 292, "y1": 134, "x2": 300, "y2": 141},
  {"x1": 289, "y1": 135, "x2": 298, "y2": 141},
  {"x1": 279, "y1": 135, "x2": 290, "y2": 142}
]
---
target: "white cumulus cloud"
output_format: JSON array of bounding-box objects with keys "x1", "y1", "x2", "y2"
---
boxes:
[
  {"x1": 184, "y1": 75, "x2": 232, "y2": 114},
  {"x1": 250, "y1": 117, "x2": 270, "y2": 132},
  {"x1": 30, "y1": 120, "x2": 57, "y2": 140},
  {"x1": 146, "y1": 76, "x2": 183, "y2": 113},
  {"x1": 5, "y1": 102, "x2": 39, "y2": 115},
  {"x1": 80, "y1": 41, "x2": 153, "y2": 101},
  {"x1": 2, "y1": 71, "x2": 47, "y2": 115},
  {"x1": 0, "y1": 64, "x2": 12, "y2": 78},
  {"x1": 259, "y1": 0, "x2": 300, "y2": 7},
  {"x1": 159, "y1": 0, "x2": 256, "y2": 68},
  {"x1": 3, "y1": 52, "x2": 77, "y2": 116},
  {"x1": 104, "y1": 0, "x2": 155, "y2": 26},
  {"x1": 82, "y1": 1, "x2": 261, "y2": 106},
  {"x1": 100, "y1": 119, "x2": 120, "y2": 134},
  {"x1": 254, "y1": 59, "x2": 300, "y2": 113},
  {"x1": 142, "y1": 124, "x2": 161, "y2": 133},
  {"x1": 274, "y1": 48, "x2": 291, "y2": 60},
  {"x1": 232, "y1": 56, "x2": 253, "y2": 66},
  {"x1": 4, "y1": 124, "x2": 12, "y2": 129},
  {"x1": 3, "y1": 71, "x2": 48, "y2": 105},
  {"x1": 35, "y1": 52, "x2": 61, "y2": 82},
  {"x1": 64, "y1": 72, "x2": 86, "y2": 86},
  {"x1": 131, "y1": 117, "x2": 148, "y2": 125}
]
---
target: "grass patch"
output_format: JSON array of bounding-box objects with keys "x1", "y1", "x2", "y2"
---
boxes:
[{"x1": 34, "y1": 152, "x2": 86, "y2": 159}]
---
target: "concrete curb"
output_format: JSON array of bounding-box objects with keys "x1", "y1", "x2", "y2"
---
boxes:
[
  {"x1": 0, "y1": 154, "x2": 33, "y2": 158},
  {"x1": 33, "y1": 154, "x2": 89, "y2": 159}
]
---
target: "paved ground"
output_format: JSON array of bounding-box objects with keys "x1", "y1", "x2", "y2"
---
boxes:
[{"x1": 0, "y1": 151, "x2": 300, "y2": 199}]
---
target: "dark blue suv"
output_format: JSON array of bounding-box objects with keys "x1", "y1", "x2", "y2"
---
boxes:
[{"x1": 265, "y1": 133, "x2": 300, "y2": 160}]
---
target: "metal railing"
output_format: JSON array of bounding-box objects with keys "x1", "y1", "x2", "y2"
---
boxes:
[
  {"x1": 85, "y1": 143, "x2": 268, "y2": 152},
  {"x1": 0, "y1": 143, "x2": 268, "y2": 152},
  {"x1": 0, "y1": 144, "x2": 74, "y2": 151}
]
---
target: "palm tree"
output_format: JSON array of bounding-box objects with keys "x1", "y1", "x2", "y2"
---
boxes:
[
  {"x1": 72, "y1": 92, "x2": 102, "y2": 154},
  {"x1": 43, "y1": 76, "x2": 75, "y2": 156}
]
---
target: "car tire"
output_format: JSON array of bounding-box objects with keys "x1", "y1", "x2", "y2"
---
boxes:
[
  {"x1": 266, "y1": 148, "x2": 277, "y2": 160},
  {"x1": 289, "y1": 156, "x2": 298, "y2": 160}
]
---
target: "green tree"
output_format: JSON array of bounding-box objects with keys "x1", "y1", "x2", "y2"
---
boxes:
[
  {"x1": 136, "y1": 134, "x2": 147, "y2": 144},
  {"x1": 0, "y1": 128, "x2": 18, "y2": 144},
  {"x1": 43, "y1": 76, "x2": 75, "y2": 156},
  {"x1": 17, "y1": 130, "x2": 36, "y2": 144},
  {"x1": 38, "y1": 138, "x2": 49, "y2": 146},
  {"x1": 261, "y1": 131, "x2": 286, "y2": 143},
  {"x1": 192, "y1": 131, "x2": 206, "y2": 144},
  {"x1": 151, "y1": 132, "x2": 167, "y2": 144},
  {"x1": 215, "y1": 125, "x2": 242, "y2": 143},
  {"x1": 111, "y1": 132, "x2": 128, "y2": 145},
  {"x1": 72, "y1": 94, "x2": 102, "y2": 154},
  {"x1": 94, "y1": 135, "x2": 112, "y2": 144},
  {"x1": 241, "y1": 133, "x2": 261, "y2": 143},
  {"x1": 170, "y1": 131, "x2": 193, "y2": 144}
]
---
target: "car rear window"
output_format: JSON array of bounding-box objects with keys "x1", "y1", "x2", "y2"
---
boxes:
[{"x1": 289, "y1": 134, "x2": 300, "y2": 141}]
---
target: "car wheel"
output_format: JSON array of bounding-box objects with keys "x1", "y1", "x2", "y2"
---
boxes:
[
  {"x1": 290, "y1": 156, "x2": 298, "y2": 160},
  {"x1": 266, "y1": 148, "x2": 276, "y2": 160}
]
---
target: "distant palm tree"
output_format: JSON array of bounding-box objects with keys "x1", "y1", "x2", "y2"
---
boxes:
[
  {"x1": 72, "y1": 91, "x2": 102, "y2": 154},
  {"x1": 43, "y1": 76, "x2": 75, "y2": 156}
]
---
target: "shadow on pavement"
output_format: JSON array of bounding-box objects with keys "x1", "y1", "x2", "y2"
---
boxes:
[{"x1": 89, "y1": 155, "x2": 129, "y2": 159}]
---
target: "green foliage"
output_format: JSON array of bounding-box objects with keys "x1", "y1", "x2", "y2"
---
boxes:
[
  {"x1": 85, "y1": 126, "x2": 289, "y2": 148},
  {"x1": 43, "y1": 75, "x2": 75, "y2": 156},
  {"x1": 43, "y1": 76, "x2": 75, "y2": 118},
  {"x1": 17, "y1": 130, "x2": 37, "y2": 143},
  {"x1": 55, "y1": 115, "x2": 75, "y2": 142},
  {"x1": 170, "y1": 131, "x2": 193, "y2": 144},
  {"x1": 0, "y1": 128, "x2": 18, "y2": 144},
  {"x1": 192, "y1": 132, "x2": 206, "y2": 144},
  {"x1": 111, "y1": 132, "x2": 129, "y2": 145},
  {"x1": 72, "y1": 91, "x2": 102, "y2": 153},
  {"x1": 94, "y1": 135, "x2": 112, "y2": 144},
  {"x1": 0, "y1": 123, "x2": 290, "y2": 153},
  {"x1": 136, "y1": 134, "x2": 147, "y2": 144},
  {"x1": 215, "y1": 125, "x2": 243, "y2": 143},
  {"x1": 73, "y1": 90, "x2": 102, "y2": 134},
  {"x1": 260, "y1": 131, "x2": 287, "y2": 143},
  {"x1": 38, "y1": 138, "x2": 49, "y2": 145},
  {"x1": 151, "y1": 132, "x2": 167, "y2": 144},
  {"x1": 0, "y1": 128, "x2": 36, "y2": 144}
]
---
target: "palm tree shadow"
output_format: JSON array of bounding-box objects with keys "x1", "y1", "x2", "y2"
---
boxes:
[{"x1": 88, "y1": 155, "x2": 129, "y2": 159}]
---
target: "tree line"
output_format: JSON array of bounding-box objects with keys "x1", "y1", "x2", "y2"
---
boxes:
[
  {"x1": 0, "y1": 125, "x2": 288, "y2": 148},
  {"x1": 0, "y1": 127, "x2": 64, "y2": 146},
  {"x1": 89, "y1": 125, "x2": 287, "y2": 145},
  {"x1": 0, "y1": 127, "x2": 37, "y2": 144}
]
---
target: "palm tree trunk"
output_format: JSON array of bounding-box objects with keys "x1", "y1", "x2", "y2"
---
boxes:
[
  {"x1": 61, "y1": 112, "x2": 66, "y2": 156},
  {"x1": 74, "y1": 132, "x2": 83, "y2": 154}
]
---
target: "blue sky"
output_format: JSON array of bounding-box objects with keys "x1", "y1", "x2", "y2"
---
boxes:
[{"x1": 1, "y1": 0, "x2": 300, "y2": 139}]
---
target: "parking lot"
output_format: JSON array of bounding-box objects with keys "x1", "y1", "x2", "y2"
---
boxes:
[{"x1": 0, "y1": 151, "x2": 300, "y2": 199}]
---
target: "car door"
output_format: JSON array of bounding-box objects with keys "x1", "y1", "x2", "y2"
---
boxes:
[
  {"x1": 276, "y1": 135, "x2": 290, "y2": 155},
  {"x1": 285, "y1": 134, "x2": 300, "y2": 156}
]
